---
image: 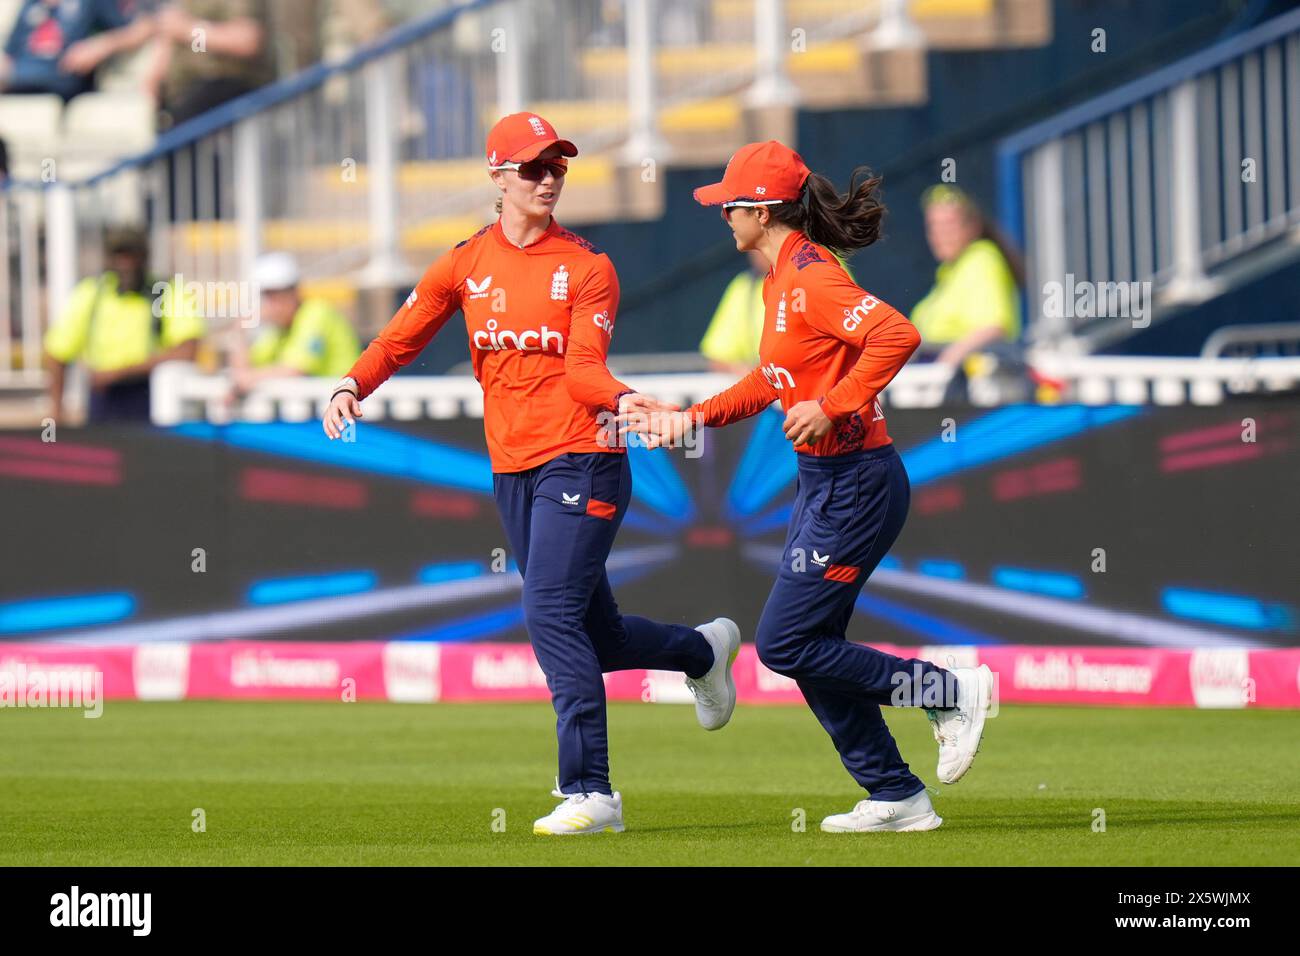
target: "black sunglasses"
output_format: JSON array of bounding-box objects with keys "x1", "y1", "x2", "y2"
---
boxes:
[{"x1": 493, "y1": 159, "x2": 568, "y2": 181}]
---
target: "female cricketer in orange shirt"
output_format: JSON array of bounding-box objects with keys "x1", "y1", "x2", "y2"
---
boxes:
[
  {"x1": 322, "y1": 113, "x2": 741, "y2": 836},
  {"x1": 625, "y1": 141, "x2": 995, "y2": 832}
]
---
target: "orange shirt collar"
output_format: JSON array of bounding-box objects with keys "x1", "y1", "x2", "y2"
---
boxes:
[
  {"x1": 769, "y1": 229, "x2": 807, "y2": 279},
  {"x1": 492, "y1": 215, "x2": 563, "y2": 252}
]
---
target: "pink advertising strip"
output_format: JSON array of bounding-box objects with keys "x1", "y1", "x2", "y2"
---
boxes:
[{"x1": 1, "y1": 643, "x2": 1297, "y2": 708}]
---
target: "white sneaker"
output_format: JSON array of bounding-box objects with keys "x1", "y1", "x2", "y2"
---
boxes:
[
  {"x1": 685, "y1": 617, "x2": 742, "y2": 730},
  {"x1": 820, "y1": 789, "x2": 943, "y2": 832},
  {"x1": 533, "y1": 786, "x2": 624, "y2": 835},
  {"x1": 925, "y1": 664, "x2": 994, "y2": 784}
]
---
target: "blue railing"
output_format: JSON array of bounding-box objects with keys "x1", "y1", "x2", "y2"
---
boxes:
[
  {"x1": 996, "y1": 5, "x2": 1300, "y2": 347},
  {"x1": 3, "y1": 0, "x2": 505, "y2": 193}
]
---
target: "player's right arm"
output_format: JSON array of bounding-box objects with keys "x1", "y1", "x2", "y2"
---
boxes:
[
  {"x1": 621, "y1": 366, "x2": 778, "y2": 449},
  {"x1": 687, "y1": 367, "x2": 780, "y2": 428},
  {"x1": 323, "y1": 251, "x2": 461, "y2": 439}
]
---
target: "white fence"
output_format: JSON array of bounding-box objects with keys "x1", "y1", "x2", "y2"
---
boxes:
[{"x1": 150, "y1": 356, "x2": 1300, "y2": 425}]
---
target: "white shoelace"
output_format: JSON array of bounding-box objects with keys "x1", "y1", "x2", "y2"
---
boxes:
[
  {"x1": 549, "y1": 779, "x2": 607, "y2": 807},
  {"x1": 684, "y1": 671, "x2": 719, "y2": 706},
  {"x1": 853, "y1": 800, "x2": 896, "y2": 820}
]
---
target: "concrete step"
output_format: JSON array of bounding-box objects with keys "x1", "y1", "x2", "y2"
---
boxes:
[
  {"x1": 576, "y1": 39, "x2": 926, "y2": 111},
  {"x1": 709, "y1": 0, "x2": 1050, "y2": 49}
]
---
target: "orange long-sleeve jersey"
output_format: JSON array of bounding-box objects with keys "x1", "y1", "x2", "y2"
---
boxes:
[
  {"x1": 346, "y1": 218, "x2": 631, "y2": 473},
  {"x1": 688, "y1": 230, "x2": 921, "y2": 456}
]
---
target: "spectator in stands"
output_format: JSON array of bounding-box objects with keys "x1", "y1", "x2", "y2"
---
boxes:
[
  {"x1": 145, "y1": 0, "x2": 273, "y2": 126},
  {"x1": 0, "y1": 0, "x2": 153, "y2": 100},
  {"x1": 226, "y1": 252, "x2": 360, "y2": 399},
  {"x1": 698, "y1": 250, "x2": 767, "y2": 376},
  {"x1": 323, "y1": 0, "x2": 453, "y2": 51},
  {"x1": 912, "y1": 183, "x2": 1024, "y2": 369},
  {"x1": 43, "y1": 225, "x2": 204, "y2": 422}
]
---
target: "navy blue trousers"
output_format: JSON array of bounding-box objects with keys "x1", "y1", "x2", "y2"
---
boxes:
[
  {"x1": 494, "y1": 451, "x2": 714, "y2": 796},
  {"x1": 754, "y1": 444, "x2": 956, "y2": 802}
]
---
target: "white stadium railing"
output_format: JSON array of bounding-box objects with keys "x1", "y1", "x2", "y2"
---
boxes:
[
  {"x1": 150, "y1": 356, "x2": 1300, "y2": 426},
  {"x1": 1201, "y1": 321, "x2": 1300, "y2": 358},
  {"x1": 997, "y1": 7, "x2": 1300, "y2": 350}
]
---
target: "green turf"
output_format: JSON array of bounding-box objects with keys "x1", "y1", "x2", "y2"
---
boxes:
[{"x1": 0, "y1": 700, "x2": 1296, "y2": 865}]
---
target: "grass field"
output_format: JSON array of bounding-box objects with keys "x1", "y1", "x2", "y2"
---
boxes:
[{"x1": 1, "y1": 700, "x2": 1296, "y2": 866}]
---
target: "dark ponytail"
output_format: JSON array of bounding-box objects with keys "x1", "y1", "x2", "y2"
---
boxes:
[{"x1": 771, "y1": 165, "x2": 886, "y2": 256}]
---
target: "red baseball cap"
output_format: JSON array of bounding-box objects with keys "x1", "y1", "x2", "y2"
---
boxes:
[
  {"x1": 693, "y1": 140, "x2": 811, "y2": 206},
  {"x1": 486, "y1": 112, "x2": 578, "y2": 166}
]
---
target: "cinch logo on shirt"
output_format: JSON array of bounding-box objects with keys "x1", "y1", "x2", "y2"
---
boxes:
[
  {"x1": 761, "y1": 362, "x2": 796, "y2": 390},
  {"x1": 592, "y1": 310, "x2": 613, "y2": 335},
  {"x1": 843, "y1": 295, "x2": 879, "y2": 332},
  {"x1": 472, "y1": 318, "x2": 565, "y2": 354}
]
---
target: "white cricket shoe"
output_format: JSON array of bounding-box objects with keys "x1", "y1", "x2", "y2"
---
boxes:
[
  {"x1": 533, "y1": 786, "x2": 624, "y2": 835},
  {"x1": 926, "y1": 664, "x2": 994, "y2": 784},
  {"x1": 685, "y1": 617, "x2": 742, "y2": 730},
  {"x1": 820, "y1": 789, "x2": 943, "y2": 832}
]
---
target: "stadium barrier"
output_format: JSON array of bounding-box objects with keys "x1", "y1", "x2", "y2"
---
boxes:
[
  {"x1": 1, "y1": 641, "x2": 1296, "y2": 709},
  {"x1": 147, "y1": 356, "x2": 1300, "y2": 424},
  {"x1": 2, "y1": 405, "x2": 1294, "y2": 658}
]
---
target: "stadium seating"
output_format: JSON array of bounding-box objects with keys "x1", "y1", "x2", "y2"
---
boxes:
[{"x1": 152, "y1": 0, "x2": 1052, "y2": 274}]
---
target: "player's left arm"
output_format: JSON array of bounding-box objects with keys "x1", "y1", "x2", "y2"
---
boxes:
[
  {"x1": 782, "y1": 263, "x2": 921, "y2": 445},
  {"x1": 563, "y1": 254, "x2": 634, "y2": 411},
  {"x1": 808, "y1": 263, "x2": 921, "y2": 420}
]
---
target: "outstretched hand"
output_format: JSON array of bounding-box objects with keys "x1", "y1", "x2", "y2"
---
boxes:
[
  {"x1": 323, "y1": 391, "x2": 364, "y2": 440},
  {"x1": 617, "y1": 391, "x2": 680, "y2": 418},
  {"x1": 616, "y1": 394, "x2": 696, "y2": 449}
]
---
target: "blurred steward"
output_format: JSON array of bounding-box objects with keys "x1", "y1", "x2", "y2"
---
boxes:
[
  {"x1": 227, "y1": 253, "x2": 360, "y2": 398},
  {"x1": 699, "y1": 248, "x2": 858, "y2": 377},
  {"x1": 147, "y1": 0, "x2": 272, "y2": 125},
  {"x1": 912, "y1": 184, "x2": 1024, "y2": 386},
  {"x1": 698, "y1": 250, "x2": 767, "y2": 376},
  {"x1": 0, "y1": 0, "x2": 154, "y2": 100},
  {"x1": 43, "y1": 225, "x2": 203, "y2": 422}
]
